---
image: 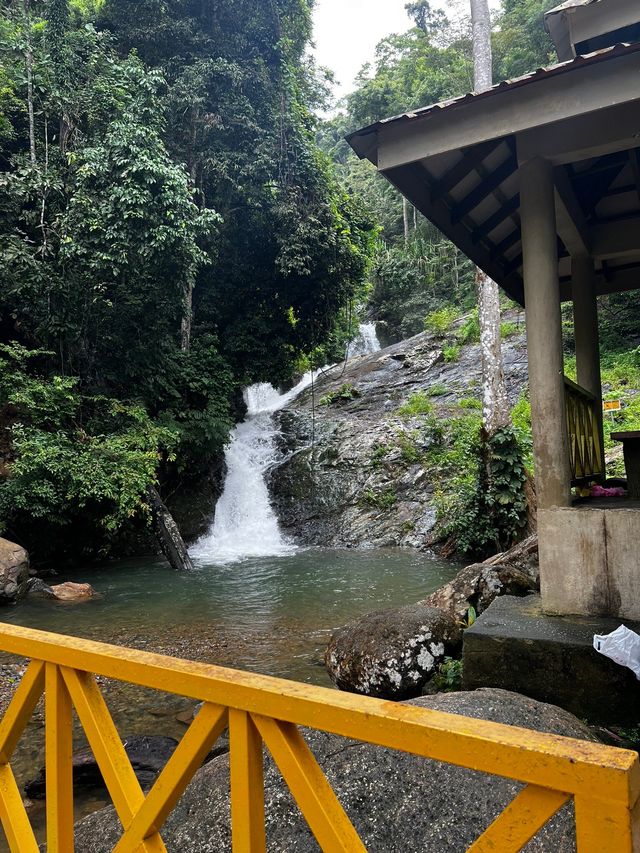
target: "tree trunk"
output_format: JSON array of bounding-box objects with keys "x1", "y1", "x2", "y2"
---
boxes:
[
  {"x1": 476, "y1": 268, "x2": 510, "y2": 432},
  {"x1": 402, "y1": 196, "x2": 410, "y2": 243},
  {"x1": 470, "y1": 0, "x2": 493, "y2": 94},
  {"x1": 24, "y1": 0, "x2": 36, "y2": 165},
  {"x1": 147, "y1": 487, "x2": 195, "y2": 572},
  {"x1": 181, "y1": 283, "x2": 193, "y2": 352},
  {"x1": 470, "y1": 0, "x2": 510, "y2": 433}
]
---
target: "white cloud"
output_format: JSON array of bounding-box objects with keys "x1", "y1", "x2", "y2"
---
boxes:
[
  {"x1": 312, "y1": 0, "x2": 412, "y2": 99},
  {"x1": 312, "y1": 0, "x2": 501, "y2": 101}
]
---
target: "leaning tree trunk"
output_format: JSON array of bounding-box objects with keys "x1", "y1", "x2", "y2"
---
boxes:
[
  {"x1": 470, "y1": 0, "x2": 510, "y2": 433},
  {"x1": 23, "y1": 0, "x2": 36, "y2": 165},
  {"x1": 147, "y1": 486, "x2": 194, "y2": 572}
]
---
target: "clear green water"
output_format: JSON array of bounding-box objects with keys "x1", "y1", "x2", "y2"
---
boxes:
[
  {"x1": 3, "y1": 547, "x2": 459, "y2": 684},
  {"x1": 0, "y1": 547, "x2": 459, "y2": 844}
]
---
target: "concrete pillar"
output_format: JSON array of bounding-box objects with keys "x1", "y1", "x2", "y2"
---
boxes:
[
  {"x1": 519, "y1": 157, "x2": 571, "y2": 509},
  {"x1": 572, "y1": 255, "x2": 605, "y2": 477}
]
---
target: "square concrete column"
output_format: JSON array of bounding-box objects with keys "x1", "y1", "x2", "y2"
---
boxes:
[
  {"x1": 519, "y1": 157, "x2": 571, "y2": 510},
  {"x1": 572, "y1": 255, "x2": 605, "y2": 477}
]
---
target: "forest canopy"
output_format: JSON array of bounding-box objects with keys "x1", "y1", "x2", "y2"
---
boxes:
[{"x1": 0, "y1": 0, "x2": 373, "y2": 559}]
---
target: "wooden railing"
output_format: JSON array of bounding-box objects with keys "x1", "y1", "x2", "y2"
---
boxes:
[
  {"x1": 564, "y1": 376, "x2": 605, "y2": 485},
  {"x1": 0, "y1": 623, "x2": 638, "y2": 852}
]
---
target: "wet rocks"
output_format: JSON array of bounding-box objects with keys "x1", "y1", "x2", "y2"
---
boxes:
[
  {"x1": 25, "y1": 735, "x2": 179, "y2": 798},
  {"x1": 0, "y1": 537, "x2": 30, "y2": 603},
  {"x1": 325, "y1": 603, "x2": 461, "y2": 699},
  {"x1": 269, "y1": 319, "x2": 528, "y2": 550},
  {"x1": 422, "y1": 552, "x2": 538, "y2": 623},
  {"x1": 49, "y1": 581, "x2": 96, "y2": 601},
  {"x1": 72, "y1": 689, "x2": 594, "y2": 853}
]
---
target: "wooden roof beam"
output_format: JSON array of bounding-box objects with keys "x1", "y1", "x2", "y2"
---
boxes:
[
  {"x1": 554, "y1": 166, "x2": 592, "y2": 257},
  {"x1": 471, "y1": 194, "x2": 520, "y2": 244},
  {"x1": 429, "y1": 139, "x2": 503, "y2": 201},
  {"x1": 450, "y1": 156, "x2": 517, "y2": 224},
  {"x1": 559, "y1": 264, "x2": 640, "y2": 301},
  {"x1": 628, "y1": 149, "x2": 640, "y2": 206},
  {"x1": 591, "y1": 215, "x2": 640, "y2": 260}
]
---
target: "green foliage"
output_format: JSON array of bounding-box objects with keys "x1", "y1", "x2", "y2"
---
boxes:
[
  {"x1": 397, "y1": 391, "x2": 433, "y2": 419},
  {"x1": 370, "y1": 443, "x2": 391, "y2": 468},
  {"x1": 438, "y1": 426, "x2": 529, "y2": 558},
  {"x1": 459, "y1": 397, "x2": 482, "y2": 410},
  {"x1": 430, "y1": 657, "x2": 463, "y2": 692},
  {"x1": 456, "y1": 311, "x2": 481, "y2": 345},
  {"x1": 319, "y1": 383, "x2": 361, "y2": 406},
  {"x1": 493, "y1": 0, "x2": 558, "y2": 80},
  {"x1": 396, "y1": 430, "x2": 421, "y2": 464},
  {"x1": 0, "y1": 0, "x2": 374, "y2": 557},
  {"x1": 0, "y1": 344, "x2": 177, "y2": 550},
  {"x1": 360, "y1": 487, "x2": 397, "y2": 510},
  {"x1": 500, "y1": 321, "x2": 520, "y2": 339},
  {"x1": 425, "y1": 305, "x2": 459, "y2": 336},
  {"x1": 442, "y1": 345, "x2": 460, "y2": 363},
  {"x1": 427, "y1": 383, "x2": 447, "y2": 397}
]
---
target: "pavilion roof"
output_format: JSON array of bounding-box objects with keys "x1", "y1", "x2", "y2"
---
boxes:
[{"x1": 347, "y1": 43, "x2": 640, "y2": 305}]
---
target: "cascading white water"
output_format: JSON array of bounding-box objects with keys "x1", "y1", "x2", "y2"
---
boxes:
[
  {"x1": 190, "y1": 323, "x2": 381, "y2": 563},
  {"x1": 346, "y1": 321, "x2": 381, "y2": 359}
]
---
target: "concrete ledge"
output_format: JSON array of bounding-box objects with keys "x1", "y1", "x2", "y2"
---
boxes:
[{"x1": 463, "y1": 594, "x2": 640, "y2": 725}]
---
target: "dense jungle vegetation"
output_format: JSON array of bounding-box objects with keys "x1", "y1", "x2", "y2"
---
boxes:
[
  {"x1": 0, "y1": 0, "x2": 374, "y2": 560},
  {"x1": 0, "y1": 0, "x2": 637, "y2": 563}
]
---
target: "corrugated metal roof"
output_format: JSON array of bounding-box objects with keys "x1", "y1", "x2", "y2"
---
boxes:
[
  {"x1": 347, "y1": 42, "x2": 640, "y2": 154},
  {"x1": 547, "y1": 0, "x2": 599, "y2": 12}
]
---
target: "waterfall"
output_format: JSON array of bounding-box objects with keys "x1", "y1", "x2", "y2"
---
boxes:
[
  {"x1": 346, "y1": 322, "x2": 381, "y2": 359},
  {"x1": 190, "y1": 323, "x2": 380, "y2": 563}
]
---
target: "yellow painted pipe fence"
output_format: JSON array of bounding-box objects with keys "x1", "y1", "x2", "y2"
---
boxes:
[{"x1": 0, "y1": 623, "x2": 637, "y2": 852}]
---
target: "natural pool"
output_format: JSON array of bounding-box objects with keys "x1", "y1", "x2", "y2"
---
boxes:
[
  {"x1": 0, "y1": 547, "x2": 460, "y2": 846},
  {"x1": 4, "y1": 547, "x2": 459, "y2": 684}
]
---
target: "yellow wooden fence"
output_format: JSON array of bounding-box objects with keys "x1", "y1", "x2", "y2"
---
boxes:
[{"x1": 0, "y1": 623, "x2": 637, "y2": 852}]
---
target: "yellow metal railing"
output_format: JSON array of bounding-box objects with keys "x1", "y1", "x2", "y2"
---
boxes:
[
  {"x1": 0, "y1": 623, "x2": 638, "y2": 852},
  {"x1": 564, "y1": 376, "x2": 605, "y2": 485}
]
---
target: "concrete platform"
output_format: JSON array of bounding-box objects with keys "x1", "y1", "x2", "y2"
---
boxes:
[{"x1": 463, "y1": 594, "x2": 640, "y2": 725}]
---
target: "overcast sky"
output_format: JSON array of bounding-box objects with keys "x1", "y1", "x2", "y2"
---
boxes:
[
  {"x1": 312, "y1": 0, "x2": 500, "y2": 101},
  {"x1": 312, "y1": 0, "x2": 412, "y2": 99}
]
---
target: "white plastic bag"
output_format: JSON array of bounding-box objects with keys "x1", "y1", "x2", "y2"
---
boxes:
[{"x1": 593, "y1": 625, "x2": 640, "y2": 680}]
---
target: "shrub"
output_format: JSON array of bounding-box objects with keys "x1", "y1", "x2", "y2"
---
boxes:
[
  {"x1": 424, "y1": 305, "x2": 459, "y2": 335},
  {"x1": 439, "y1": 425, "x2": 528, "y2": 558},
  {"x1": 459, "y1": 397, "x2": 482, "y2": 410},
  {"x1": 396, "y1": 431, "x2": 421, "y2": 463},
  {"x1": 360, "y1": 487, "x2": 397, "y2": 509},
  {"x1": 456, "y1": 310, "x2": 481, "y2": 344},
  {"x1": 430, "y1": 657, "x2": 463, "y2": 692},
  {"x1": 428, "y1": 383, "x2": 447, "y2": 397},
  {"x1": 500, "y1": 321, "x2": 520, "y2": 338},
  {"x1": 442, "y1": 345, "x2": 460, "y2": 362},
  {"x1": 397, "y1": 392, "x2": 433, "y2": 418},
  {"x1": 319, "y1": 383, "x2": 361, "y2": 405}
]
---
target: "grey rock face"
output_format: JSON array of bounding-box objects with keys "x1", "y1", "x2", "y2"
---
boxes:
[
  {"x1": 73, "y1": 689, "x2": 593, "y2": 853},
  {"x1": 325, "y1": 603, "x2": 462, "y2": 699},
  {"x1": 269, "y1": 318, "x2": 528, "y2": 550},
  {"x1": 0, "y1": 536, "x2": 30, "y2": 604}
]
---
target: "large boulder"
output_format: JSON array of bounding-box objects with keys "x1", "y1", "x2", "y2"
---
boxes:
[
  {"x1": 423, "y1": 534, "x2": 539, "y2": 623},
  {"x1": 73, "y1": 689, "x2": 595, "y2": 852},
  {"x1": 0, "y1": 537, "x2": 30, "y2": 604},
  {"x1": 325, "y1": 603, "x2": 461, "y2": 699},
  {"x1": 423, "y1": 562, "x2": 536, "y2": 623}
]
